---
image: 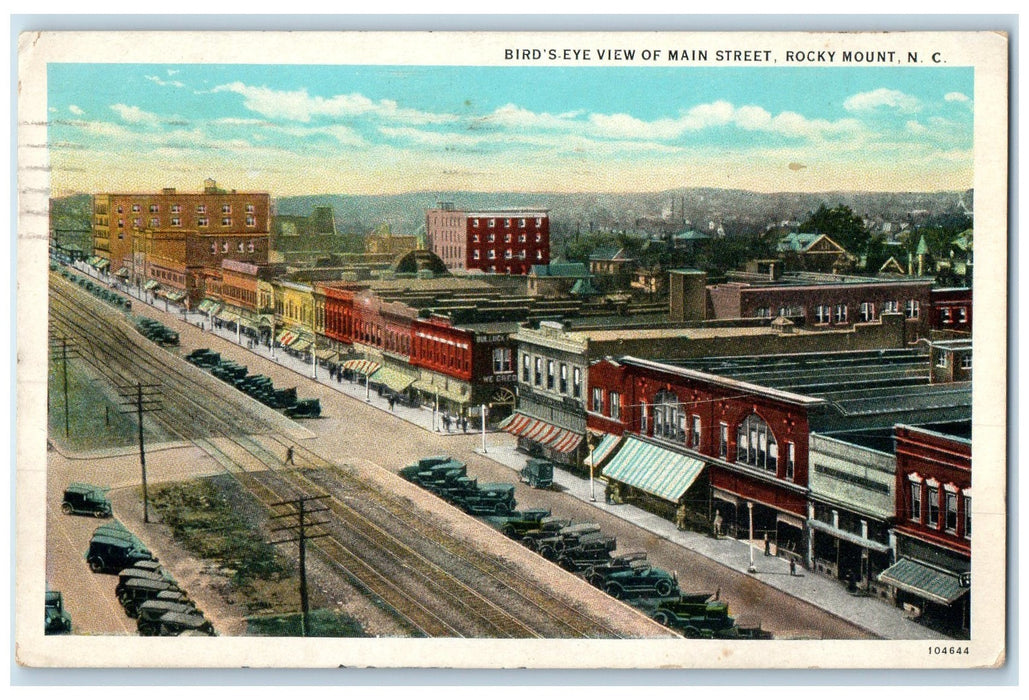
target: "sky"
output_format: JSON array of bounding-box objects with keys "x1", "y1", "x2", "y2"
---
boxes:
[{"x1": 46, "y1": 62, "x2": 974, "y2": 197}]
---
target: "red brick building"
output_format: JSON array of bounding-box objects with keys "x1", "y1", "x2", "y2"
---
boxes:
[
  {"x1": 882, "y1": 424, "x2": 971, "y2": 635},
  {"x1": 929, "y1": 287, "x2": 973, "y2": 334},
  {"x1": 425, "y1": 203, "x2": 550, "y2": 274}
]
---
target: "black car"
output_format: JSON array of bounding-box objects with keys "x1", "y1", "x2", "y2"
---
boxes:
[
  {"x1": 61, "y1": 483, "x2": 112, "y2": 518},
  {"x1": 85, "y1": 535, "x2": 154, "y2": 574}
]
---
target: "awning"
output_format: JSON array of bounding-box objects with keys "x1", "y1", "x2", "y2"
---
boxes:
[
  {"x1": 584, "y1": 433, "x2": 623, "y2": 468},
  {"x1": 95, "y1": 258, "x2": 110, "y2": 271},
  {"x1": 276, "y1": 329, "x2": 300, "y2": 346},
  {"x1": 292, "y1": 339, "x2": 313, "y2": 352},
  {"x1": 315, "y1": 349, "x2": 337, "y2": 362},
  {"x1": 163, "y1": 290, "x2": 186, "y2": 302},
  {"x1": 144, "y1": 280, "x2": 160, "y2": 291},
  {"x1": 370, "y1": 366, "x2": 417, "y2": 393},
  {"x1": 216, "y1": 310, "x2": 237, "y2": 323},
  {"x1": 197, "y1": 299, "x2": 219, "y2": 314},
  {"x1": 342, "y1": 358, "x2": 382, "y2": 376},
  {"x1": 807, "y1": 519, "x2": 891, "y2": 554},
  {"x1": 602, "y1": 436, "x2": 705, "y2": 503},
  {"x1": 114, "y1": 267, "x2": 130, "y2": 278},
  {"x1": 412, "y1": 379, "x2": 471, "y2": 405},
  {"x1": 878, "y1": 558, "x2": 969, "y2": 605},
  {"x1": 498, "y1": 412, "x2": 583, "y2": 454}
]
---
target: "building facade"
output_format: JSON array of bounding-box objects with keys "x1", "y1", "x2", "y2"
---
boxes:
[{"x1": 425, "y1": 204, "x2": 550, "y2": 274}]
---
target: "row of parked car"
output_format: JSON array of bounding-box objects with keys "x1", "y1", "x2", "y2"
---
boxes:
[
  {"x1": 402, "y1": 456, "x2": 772, "y2": 640},
  {"x1": 185, "y1": 348, "x2": 322, "y2": 418},
  {"x1": 135, "y1": 317, "x2": 181, "y2": 346},
  {"x1": 53, "y1": 264, "x2": 133, "y2": 313}
]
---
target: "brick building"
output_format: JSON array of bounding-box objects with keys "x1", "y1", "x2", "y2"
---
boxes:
[
  {"x1": 425, "y1": 203, "x2": 550, "y2": 274},
  {"x1": 929, "y1": 287, "x2": 973, "y2": 334}
]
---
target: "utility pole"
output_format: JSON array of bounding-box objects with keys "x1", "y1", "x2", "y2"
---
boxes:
[
  {"x1": 269, "y1": 495, "x2": 330, "y2": 637},
  {"x1": 48, "y1": 336, "x2": 79, "y2": 439},
  {"x1": 118, "y1": 381, "x2": 162, "y2": 523}
]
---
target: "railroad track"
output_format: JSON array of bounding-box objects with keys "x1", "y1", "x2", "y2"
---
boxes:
[{"x1": 48, "y1": 273, "x2": 634, "y2": 638}]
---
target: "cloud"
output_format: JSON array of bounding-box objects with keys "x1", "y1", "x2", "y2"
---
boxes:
[
  {"x1": 145, "y1": 74, "x2": 186, "y2": 89},
  {"x1": 210, "y1": 82, "x2": 456, "y2": 125},
  {"x1": 843, "y1": 88, "x2": 921, "y2": 114},
  {"x1": 68, "y1": 105, "x2": 84, "y2": 116},
  {"x1": 110, "y1": 103, "x2": 164, "y2": 126},
  {"x1": 905, "y1": 120, "x2": 929, "y2": 134},
  {"x1": 944, "y1": 92, "x2": 970, "y2": 103}
]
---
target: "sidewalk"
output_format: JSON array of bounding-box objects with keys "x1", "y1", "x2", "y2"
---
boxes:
[{"x1": 126, "y1": 285, "x2": 951, "y2": 642}]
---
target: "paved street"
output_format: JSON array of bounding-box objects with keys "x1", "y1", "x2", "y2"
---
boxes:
[{"x1": 76, "y1": 263, "x2": 952, "y2": 640}]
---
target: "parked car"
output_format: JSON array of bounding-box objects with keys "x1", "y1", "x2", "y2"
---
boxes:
[
  {"x1": 482, "y1": 508, "x2": 552, "y2": 538},
  {"x1": 519, "y1": 458, "x2": 554, "y2": 489},
  {"x1": 581, "y1": 550, "x2": 649, "y2": 587},
  {"x1": 157, "y1": 611, "x2": 215, "y2": 636},
  {"x1": 61, "y1": 483, "x2": 112, "y2": 518},
  {"x1": 45, "y1": 590, "x2": 72, "y2": 635},
  {"x1": 520, "y1": 516, "x2": 573, "y2": 551},
  {"x1": 556, "y1": 533, "x2": 618, "y2": 572},
  {"x1": 285, "y1": 398, "x2": 321, "y2": 418},
  {"x1": 535, "y1": 522, "x2": 602, "y2": 560},
  {"x1": 85, "y1": 535, "x2": 154, "y2": 574},
  {"x1": 600, "y1": 563, "x2": 679, "y2": 600},
  {"x1": 119, "y1": 578, "x2": 185, "y2": 618},
  {"x1": 453, "y1": 482, "x2": 517, "y2": 516},
  {"x1": 136, "y1": 600, "x2": 198, "y2": 636},
  {"x1": 114, "y1": 567, "x2": 174, "y2": 597},
  {"x1": 650, "y1": 593, "x2": 737, "y2": 637}
]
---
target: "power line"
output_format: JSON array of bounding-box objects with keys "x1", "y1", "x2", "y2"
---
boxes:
[
  {"x1": 268, "y1": 495, "x2": 331, "y2": 637},
  {"x1": 117, "y1": 381, "x2": 162, "y2": 523}
]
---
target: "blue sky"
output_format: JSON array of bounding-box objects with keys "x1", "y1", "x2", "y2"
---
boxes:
[{"x1": 47, "y1": 63, "x2": 974, "y2": 196}]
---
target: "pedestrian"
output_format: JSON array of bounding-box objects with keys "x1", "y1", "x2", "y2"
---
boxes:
[
  {"x1": 604, "y1": 481, "x2": 613, "y2": 504},
  {"x1": 388, "y1": 395, "x2": 395, "y2": 411},
  {"x1": 461, "y1": 416, "x2": 468, "y2": 433},
  {"x1": 285, "y1": 445, "x2": 295, "y2": 465},
  {"x1": 713, "y1": 510, "x2": 723, "y2": 538},
  {"x1": 789, "y1": 558, "x2": 797, "y2": 577},
  {"x1": 675, "y1": 502, "x2": 687, "y2": 531},
  {"x1": 764, "y1": 533, "x2": 771, "y2": 556},
  {"x1": 442, "y1": 414, "x2": 451, "y2": 432}
]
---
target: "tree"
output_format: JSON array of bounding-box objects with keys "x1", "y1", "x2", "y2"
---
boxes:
[{"x1": 798, "y1": 204, "x2": 870, "y2": 258}]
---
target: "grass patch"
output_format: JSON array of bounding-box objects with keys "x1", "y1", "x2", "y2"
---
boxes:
[{"x1": 246, "y1": 609, "x2": 364, "y2": 637}]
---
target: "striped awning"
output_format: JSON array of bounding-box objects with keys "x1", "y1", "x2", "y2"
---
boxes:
[
  {"x1": 342, "y1": 358, "x2": 381, "y2": 376},
  {"x1": 144, "y1": 280, "x2": 160, "y2": 290},
  {"x1": 216, "y1": 310, "x2": 237, "y2": 323},
  {"x1": 95, "y1": 258, "x2": 110, "y2": 270},
  {"x1": 584, "y1": 433, "x2": 623, "y2": 468},
  {"x1": 276, "y1": 329, "x2": 300, "y2": 346},
  {"x1": 197, "y1": 299, "x2": 219, "y2": 313},
  {"x1": 292, "y1": 339, "x2": 313, "y2": 352},
  {"x1": 878, "y1": 558, "x2": 969, "y2": 606},
  {"x1": 114, "y1": 267, "x2": 130, "y2": 278},
  {"x1": 370, "y1": 366, "x2": 417, "y2": 393},
  {"x1": 315, "y1": 349, "x2": 337, "y2": 362},
  {"x1": 602, "y1": 436, "x2": 705, "y2": 503},
  {"x1": 499, "y1": 413, "x2": 584, "y2": 454}
]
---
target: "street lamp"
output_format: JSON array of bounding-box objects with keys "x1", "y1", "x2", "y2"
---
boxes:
[
  {"x1": 480, "y1": 403, "x2": 488, "y2": 454},
  {"x1": 747, "y1": 501, "x2": 757, "y2": 573},
  {"x1": 588, "y1": 435, "x2": 597, "y2": 502}
]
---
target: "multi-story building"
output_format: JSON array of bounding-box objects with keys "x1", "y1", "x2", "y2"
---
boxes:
[
  {"x1": 882, "y1": 423, "x2": 971, "y2": 636},
  {"x1": 425, "y1": 203, "x2": 550, "y2": 274},
  {"x1": 929, "y1": 287, "x2": 973, "y2": 334},
  {"x1": 92, "y1": 179, "x2": 271, "y2": 305}
]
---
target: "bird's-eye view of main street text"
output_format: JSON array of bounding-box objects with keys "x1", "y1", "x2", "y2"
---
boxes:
[{"x1": 15, "y1": 29, "x2": 1009, "y2": 670}]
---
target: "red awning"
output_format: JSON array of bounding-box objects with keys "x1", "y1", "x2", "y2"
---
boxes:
[{"x1": 499, "y1": 413, "x2": 583, "y2": 454}]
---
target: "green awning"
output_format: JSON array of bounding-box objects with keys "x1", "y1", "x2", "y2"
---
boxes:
[
  {"x1": 370, "y1": 366, "x2": 417, "y2": 393},
  {"x1": 602, "y1": 436, "x2": 705, "y2": 503},
  {"x1": 584, "y1": 433, "x2": 623, "y2": 468},
  {"x1": 96, "y1": 258, "x2": 110, "y2": 270},
  {"x1": 412, "y1": 378, "x2": 471, "y2": 405},
  {"x1": 144, "y1": 280, "x2": 160, "y2": 290},
  {"x1": 197, "y1": 299, "x2": 219, "y2": 313},
  {"x1": 878, "y1": 558, "x2": 969, "y2": 605}
]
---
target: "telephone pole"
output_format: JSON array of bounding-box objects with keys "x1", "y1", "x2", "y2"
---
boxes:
[
  {"x1": 268, "y1": 495, "x2": 330, "y2": 637},
  {"x1": 117, "y1": 381, "x2": 161, "y2": 523},
  {"x1": 48, "y1": 336, "x2": 79, "y2": 439}
]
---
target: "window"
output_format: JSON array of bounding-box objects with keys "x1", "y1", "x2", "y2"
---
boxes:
[
  {"x1": 132, "y1": 218, "x2": 141, "y2": 228},
  {"x1": 198, "y1": 217, "x2": 209, "y2": 227},
  {"x1": 522, "y1": 354, "x2": 531, "y2": 382},
  {"x1": 222, "y1": 203, "x2": 231, "y2": 214},
  {"x1": 834, "y1": 304, "x2": 848, "y2": 324},
  {"x1": 536, "y1": 250, "x2": 543, "y2": 260},
  {"x1": 489, "y1": 218, "x2": 496, "y2": 228},
  {"x1": 653, "y1": 390, "x2": 681, "y2": 440},
  {"x1": 941, "y1": 307, "x2": 953, "y2": 324},
  {"x1": 535, "y1": 233, "x2": 543, "y2": 242},
  {"x1": 945, "y1": 490, "x2": 958, "y2": 533},
  {"x1": 131, "y1": 204, "x2": 141, "y2": 213},
  {"x1": 493, "y1": 347, "x2": 512, "y2": 373},
  {"x1": 534, "y1": 357, "x2": 543, "y2": 386},
  {"x1": 505, "y1": 233, "x2": 512, "y2": 243},
  {"x1": 572, "y1": 367, "x2": 582, "y2": 398},
  {"x1": 961, "y1": 354, "x2": 972, "y2": 370},
  {"x1": 905, "y1": 299, "x2": 920, "y2": 319},
  {"x1": 736, "y1": 413, "x2": 778, "y2": 472},
  {"x1": 964, "y1": 494, "x2": 972, "y2": 538},
  {"x1": 171, "y1": 217, "x2": 181, "y2": 227},
  {"x1": 209, "y1": 242, "x2": 217, "y2": 254},
  {"x1": 171, "y1": 204, "x2": 181, "y2": 213},
  {"x1": 472, "y1": 218, "x2": 479, "y2": 227},
  {"x1": 546, "y1": 360, "x2": 555, "y2": 390},
  {"x1": 910, "y1": 481, "x2": 922, "y2": 521},
  {"x1": 472, "y1": 250, "x2": 480, "y2": 260},
  {"x1": 519, "y1": 218, "x2": 526, "y2": 228},
  {"x1": 756, "y1": 307, "x2": 771, "y2": 318},
  {"x1": 237, "y1": 241, "x2": 244, "y2": 252},
  {"x1": 592, "y1": 387, "x2": 603, "y2": 413},
  {"x1": 691, "y1": 415, "x2": 702, "y2": 449},
  {"x1": 197, "y1": 204, "x2": 206, "y2": 214},
  {"x1": 815, "y1": 305, "x2": 831, "y2": 324},
  {"x1": 487, "y1": 233, "x2": 495, "y2": 243},
  {"x1": 117, "y1": 219, "x2": 124, "y2": 228},
  {"x1": 883, "y1": 300, "x2": 900, "y2": 314},
  {"x1": 149, "y1": 218, "x2": 159, "y2": 228},
  {"x1": 859, "y1": 302, "x2": 876, "y2": 322},
  {"x1": 518, "y1": 233, "x2": 527, "y2": 243},
  {"x1": 719, "y1": 423, "x2": 728, "y2": 458},
  {"x1": 504, "y1": 249, "x2": 513, "y2": 260},
  {"x1": 117, "y1": 205, "x2": 123, "y2": 214},
  {"x1": 559, "y1": 364, "x2": 568, "y2": 394},
  {"x1": 936, "y1": 352, "x2": 949, "y2": 368},
  {"x1": 149, "y1": 204, "x2": 159, "y2": 213},
  {"x1": 221, "y1": 241, "x2": 229, "y2": 253},
  {"x1": 535, "y1": 218, "x2": 542, "y2": 227},
  {"x1": 246, "y1": 215, "x2": 256, "y2": 227},
  {"x1": 222, "y1": 217, "x2": 232, "y2": 227},
  {"x1": 927, "y1": 485, "x2": 940, "y2": 528},
  {"x1": 245, "y1": 203, "x2": 255, "y2": 214},
  {"x1": 610, "y1": 392, "x2": 621, "y2": 420},
  {"x1": 247, "y1": 240, "x2": 255, "y2": 253},
  {"x1": 785, "y1": 442, "x2": 795, "y2": 480},
  {"x1": 487, "y1": 250, "x2": 496, "y2": 260},
  {"x1": 957, "y1": 307, "x2": 968, "y2": 323}
]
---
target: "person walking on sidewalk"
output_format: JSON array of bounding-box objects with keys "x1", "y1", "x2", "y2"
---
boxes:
[
  {"x1": 675, "y1": 502, "x2": 687, "y2": 531},
  {"x1": 285, "y1": 445, "x2": 295, "y2": 465},
  {"x1": 764, "y1": 533, "x2": 771, "y2": 556},
  {"x1": 789, "y1": 558, "x2": 797, "y2": 577}
]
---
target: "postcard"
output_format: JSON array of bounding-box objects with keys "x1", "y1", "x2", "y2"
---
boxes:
[{"x1": 16, "y1": 29, "x2": 1007, "y2": 669}]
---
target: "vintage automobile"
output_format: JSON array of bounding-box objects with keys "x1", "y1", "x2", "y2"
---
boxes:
[
  {"x1": 520, "y1": 516, "x2": 573, "y2": 551},
  {"x1": 114, "y1": 567, "x2": 175, "y2": 597},
  {"x1": 185, "y1": 348, "x2": 221, "y2": 368},
  {"x1": 417, "y1": 463, "x2": 468, "y2": 496},
  {"x1": 581, "y1": 550, "x2": 649, "y2": 587},
  {"x1": 400, "y1": 455, "x2": 453, "y2": 478},
  {"x1": 555, "y1": 533, "x2": 618, "y2": 572},
  {"x1": 452, "y1": 482, "x2": 517, "y2": 516},
  {"x1": 284, "y1": 398, "x2": 321, "y2": 418},
  {"x1": 157, "y1": 611, "x2": 215, "y2": 636},
  {"x1": 61, "y1": 483, "x2": 112, "y2": 518},
  {"x1": 119, "y1": 578, "x2": 185, "y2": 618},
  {"x1": 650, "y1": 593, "x2": 737, "y2": 637},
  {"x1": 136, "y1": 600, "x2": 199, "y2": 636},
  {"x1": 600, "y1": 562, "x2": 679, "y2": 600},
  {"x1": 45, "y1": 590, "x2": 72, "y2": 635},
  {"x1": 482, "y1": 508, "x2": 552, "y2": 538},
  {"x1": 85, "y1": 535, "x2": 154, "y2": 574},
  {"x1": 519, "y1": 458, "x2": 554, "y2": 489},
  {"x1": 535, "y1": 522, "x2": 603, "y2": 560}
]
